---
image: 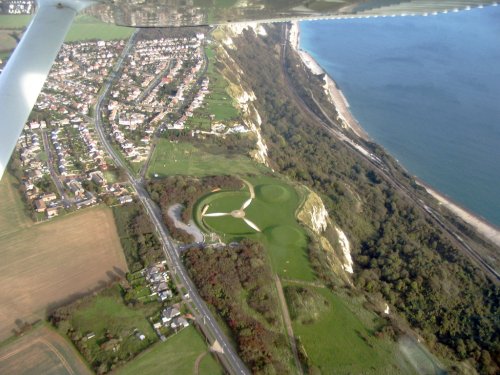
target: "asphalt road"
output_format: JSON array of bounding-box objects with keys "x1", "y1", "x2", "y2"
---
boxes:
[
  {"x1": 94, "y1": 31, "x2": 250, "y2": 375},
  {"x1": 40, "y1": 129, "x2": 72, "y2": 207}
]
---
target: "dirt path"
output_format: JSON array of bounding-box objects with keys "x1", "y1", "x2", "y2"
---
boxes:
[
  {"x1": 274, "y1": 276, "x2": 303, "y2": 375},
  {"x1": 193, "y1": 351, "x2": 207, "y2": 375},
  {"x1": 167, "y1": 204, "x2": 204, "y2": 243},
  {"x1": 281, "y1": 277, "x2": 326, "y2": 289},
  {"x1": 241, "y1": 178, "x2": 255, "y2": 199}
]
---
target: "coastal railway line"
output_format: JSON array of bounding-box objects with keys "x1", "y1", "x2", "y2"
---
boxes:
[{"x1": 280, "y1": 24, "x2": 499, "y2": 283}]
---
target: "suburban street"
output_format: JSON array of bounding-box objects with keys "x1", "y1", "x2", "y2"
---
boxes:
[
  {"x1": 40, "y1": 129, "x2": 72, "y2": 207},
  {"x1": 94, "y1": 31, "x2": 250, "y2": 375},
  {"x1": 135, "y1": 61, "x2": 174, "y2": 104}
]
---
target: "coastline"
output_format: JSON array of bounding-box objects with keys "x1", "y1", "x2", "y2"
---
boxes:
[
  {"x1": 418, "y1": 181, "x2": 500, "y2": 248},
  {"x1": 289, "y1": 22, "x2": 369, "y2": 140},
  {"x1": 290, "y1": 21, "x2": 500, "y2": 249}
]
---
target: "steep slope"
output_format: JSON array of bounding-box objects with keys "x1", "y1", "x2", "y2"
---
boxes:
[{"x1": 216, "y1": 24, "x2": 499, "y2": 374}]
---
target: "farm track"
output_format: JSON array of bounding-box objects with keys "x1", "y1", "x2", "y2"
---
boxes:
[{"x1": 274, "y1": 276, "x2": 303, "y2": 375}]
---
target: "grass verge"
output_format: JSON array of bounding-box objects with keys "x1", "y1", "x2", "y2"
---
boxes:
[{"x1": 116, "y1": 325, "x2": 222, "y2": 375}]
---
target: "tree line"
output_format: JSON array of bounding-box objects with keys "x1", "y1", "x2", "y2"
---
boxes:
[
  {"x1": 184, "y1": 240, "x2": 294, "y2": 374},
  {"x1": 147, "y1": 175, "x2": 243, "y2": 242},
  {"x1": 228, "y1": 24, "x2": 499, "y2": 374}
]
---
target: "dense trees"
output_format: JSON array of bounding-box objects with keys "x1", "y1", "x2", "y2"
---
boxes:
[
  {"x1": 148, "y1": 175, "x2": 243, "y2": 242},
  {"x1": 227, "y1": 25, "x2": 499, "y2": 373},
  {"x1": 184, "y1": 241, "x2": 292, "y2": 373},
  {"x1": 112, "y1": 202, "x2": 163, "y2": 272}
]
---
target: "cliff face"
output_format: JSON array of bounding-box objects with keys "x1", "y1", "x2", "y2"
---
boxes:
[
  {"x1": 297, "y1": 188, "x2": 354, "y2": 283},
  {"x1": 211, "y1": 27, "x2": 270, "y2": 166},
  {"x1": 297, "y1": 188, "x2": 328, "y2": 234},
  {"x1": 335, "y1": 227, "x2": 353, "y2": 274}
]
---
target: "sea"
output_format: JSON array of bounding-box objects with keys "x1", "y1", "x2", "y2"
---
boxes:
[{"x1": 299, "y1": 6, "x2": 500, "y2": 227}]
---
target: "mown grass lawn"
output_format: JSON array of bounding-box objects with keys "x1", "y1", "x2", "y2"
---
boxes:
[
  {"x1": 147, "y1": 140, "x2": 267, "y2": 177},
  {"x1": 185, "y1": 45, "x2": 240, "y2": 129},
  {"x1": 116, "y1": 325, "x2": 222, "y2": 375},
  {"x1": 290, "y1": 286, "x2": 404, "y2": 375},
  {"x1": 0, "y1": 172, "x2": 31, "y2": 238},
  {"x1": 193, "y1": 175, "x2": 315, "y2": 281}
]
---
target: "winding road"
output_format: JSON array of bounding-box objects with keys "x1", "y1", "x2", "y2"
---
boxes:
[{"x1": 94, "y1": 31, "x2": 250, "y2": 375}]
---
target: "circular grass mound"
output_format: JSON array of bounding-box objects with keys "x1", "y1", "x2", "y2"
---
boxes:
[
  {"x1": 195, "y1": 191, "x2": 258, "y2": 236},
  {"x1": 256, "y1": 184, "x2": 290, "y2": 204},
  {"x1": 266, "y1": 225, "x2": 303, "y2": 246}
]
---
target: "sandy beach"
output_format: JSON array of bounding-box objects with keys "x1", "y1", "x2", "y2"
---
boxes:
[
  {"x1": 290, "y1": 21, "x2": 500, "y2": 250},
  {"x1": 419, "y1": 182, "x2": 500, "y2": 248},
  {"x1": 289, "y1": 22, "x2": 369, "y2": 139}
]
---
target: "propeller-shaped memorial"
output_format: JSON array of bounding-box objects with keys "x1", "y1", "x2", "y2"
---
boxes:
[{"x1": 201, "y1": 180, "x2": 261, "y2": 232}]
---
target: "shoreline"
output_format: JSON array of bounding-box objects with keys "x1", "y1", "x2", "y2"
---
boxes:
[
  {"x1": 289, "y1": 21, "x2": 500, "y2": 249},
  {"x1": 417, "y1": 180, "x2": 500, "y2": 248},
  {"x1": 289, "y1": 22, "x2": 369, "y2": 140}
]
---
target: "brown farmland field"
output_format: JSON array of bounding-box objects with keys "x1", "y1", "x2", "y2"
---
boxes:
[
  {"x1": 0, "y1": 205, "x2": 128, "y2": 341},
  {"x1": 0, "y1": 325, "x2": 92, "y2": 375}
]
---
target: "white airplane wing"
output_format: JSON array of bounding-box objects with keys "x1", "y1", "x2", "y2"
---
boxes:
[{"x1": 0, "y1": 0, "x2": 92, "y2": 177}]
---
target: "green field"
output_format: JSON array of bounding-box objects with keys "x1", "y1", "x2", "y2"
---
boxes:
[
  {"x1": 148, "y1": 140, "x2": 267, "y2": 177},
  {"x1": 0, "y1": 15, "x2": 32, "y2": 29},
  {"x1": 64, "y1": 285, "x2": 159, "y2": 367},
  {"x1": 116, "y1": 325, "x2": 222, "y2": 375},
  {"x1": 0, "y1": 15, "x2": 133, "y2": 40},
  {"x1": 65, "y1": 16, "x2": 134, "y2": 42},
  {"x1": 203, "y1": 46, "x2": 240, "y2": 121},
  {"x1": 70, "y1": 285, "x2": 156, "y2": 340},
  {"x1": 289, "y1": 286, "x2": 404, "y2": 375},
  {"x1": 186, "y1": 45, "x2": 239, "y2": 130},
  {"x1": 0, "y1": 15, "x2": 133, "y2": 57},
  {"x1": 0, "y1": 30, "x2": 18, "y2": 55},
  {"x1": 194, "y1": 175, "x2": 315, "y2": 281},
  {"x1": 0, "y1": 173, "x2": 31, "y2": 238}
]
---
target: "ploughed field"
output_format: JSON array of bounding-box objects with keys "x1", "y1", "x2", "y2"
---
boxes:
[
  {"x1": 0, "y1": 197, "x2": 127, "y2": 341},
  {"x1": 0, "y1": 325, "x2": 92, "y2": 375}
]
